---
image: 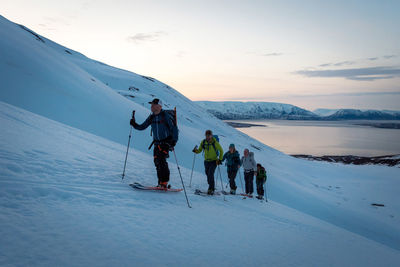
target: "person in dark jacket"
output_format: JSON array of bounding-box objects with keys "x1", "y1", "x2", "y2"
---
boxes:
[
  {"x1": 130, "y1": 98, "x2": 176, "y2": 188},
  {"x1": 222, "y1": 144, "x2": 241, "y2": 194},
  {"x1": 255, "y1": 163, "x2": 267, "y2": 199}
]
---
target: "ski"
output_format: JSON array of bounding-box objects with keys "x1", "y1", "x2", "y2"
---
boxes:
[
  {"x1": 194, "y1": 189, "x2": 222, "y2": 196},
  {"x1": 129, "y1": 182, "x2": 183, "y2": 192},
  {"x1": 240, "y1": 193, "x2": 253, "y2": 198}
]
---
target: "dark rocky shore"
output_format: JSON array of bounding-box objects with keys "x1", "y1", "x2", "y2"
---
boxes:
[
  {"x1": 226, "y1": 121, "x2": 266, "y2": 128},
  {"x1": 291, "y1": 154, "x2": 400, "y2": 167},
  {"x1": 354, "y1": 122, "x2": 400, "y2": 129}
]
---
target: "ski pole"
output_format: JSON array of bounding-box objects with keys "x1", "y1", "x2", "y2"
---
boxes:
[
  {"x1": 122, "y1": 111, "x2": 135, "y2": 180},
  {"x1": 217, "y1": 165, "x2": 226, "y2": 201},
  {"x1": 172, "y1": 149, "x2": 192, "y2": 208},
  {"x1": 189, "y1": 145, "x2": 197, "y2": 188}
]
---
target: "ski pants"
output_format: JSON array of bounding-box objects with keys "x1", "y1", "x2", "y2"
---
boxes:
[
  {"x1": 227, "y1": 168, "x2": 238, "y2": 190},
  {"x1": 204, "y1": 160, "x2": 217, "y2": 191},
  {"x1": 153, "y1": 143, "x2": 170, "y2": 184},
  {"x1": 244, "y1": 170, "x2": 254, "y2": 194},
  {"x1": 256, "y1": 179, "x2": 264, "y2": 196}
]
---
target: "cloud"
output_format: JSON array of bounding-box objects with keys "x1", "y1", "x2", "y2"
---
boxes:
[
  {"x1": 333, "y1": 61, "x2": 355, "y2": 66},
  {"x1": 295, "y1": 66, "x2": 400, "y2": 81},
  {"x1": 263, "y1": 52, "x2": 283, "y2": 57},
  {"x1": 319, "y1": 63, "x2": 332, "y2": 67},
  {"x1": 319, "y1": 61, "x2": 355, "y2": 67},
  {"x1": 127, "y1": 31, "x2": 167, "y2": 44},
  {"x1": 367, "y1": 57, "x2": 379, "y2": 61},
  {"x1": 383, "y1": 55, "x2": 397, "y2": 59}
]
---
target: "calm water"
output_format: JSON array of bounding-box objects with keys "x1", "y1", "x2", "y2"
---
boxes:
[{"x1": 231, "y1": 120, "x2": 400, "y2": 157}]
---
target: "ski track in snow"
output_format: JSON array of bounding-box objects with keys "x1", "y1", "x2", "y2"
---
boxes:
[{"x1": 1, "y1": 102, "x2": 400, "y2": 267}]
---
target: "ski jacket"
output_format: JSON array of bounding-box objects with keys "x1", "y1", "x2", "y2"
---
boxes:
[
  {"x1": 196, "y1": 137, "x2": 223, "y2": 162},
  {"x1": 132, "y1": 110, "x2": 174, "y2": 142},
  {"x1": 241, "y1": 152, "x2": 256, "y2": 172},
  {"x1": 222, "y1": 150, "x2": 241, "y2": 171},
  {"x1": 256, "y1": 167, "x2": 267, "y2": 182}
]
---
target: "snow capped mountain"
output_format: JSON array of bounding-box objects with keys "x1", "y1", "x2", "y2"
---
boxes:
[
  {"x1": 196, "y1": 101, "x2": 400, "y2": 120},
  {"x1": 324, "y1": 109, "x2": 400, "y2": 120},
  {"x1": 1, "y1": 15, "x2": 400, "y2": 266},
  {"x1": 196, "y1": 101, "x2": 319, "y2": 120},
  {"x1": 313, "y1": 108, "x2": 339, "y2": 116}
]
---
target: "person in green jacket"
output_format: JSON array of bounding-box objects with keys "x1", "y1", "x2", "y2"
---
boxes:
[
  {"x1": 193, "y1": 130, "x2": 224, "y2": 195},
  {"x1": 256, "y1": 163, "x2": 267, "y2": 199}
]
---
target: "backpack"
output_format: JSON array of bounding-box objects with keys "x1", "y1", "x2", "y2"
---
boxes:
[
  {"x1": 163, "y1": 107, "x2": 179, "y2": 143},
  {"x1": 201, "y1": 135, "x2": 220, "y2": 157},
  {"x1": 258, "y1": 166, "x2": 267, "y2": 181},
  {"x1": 148, "y1": 108, "x2": 179, "y2": 149}
]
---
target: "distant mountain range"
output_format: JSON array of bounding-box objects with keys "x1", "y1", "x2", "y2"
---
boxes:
[
  {"x1": 195, "y1": 101, "x2": 319, "y2": 120},
  {"x1": 195, "y1": 101, "x2": 400, "y2": 120}
]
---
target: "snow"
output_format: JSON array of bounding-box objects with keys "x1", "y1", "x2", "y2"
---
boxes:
[
  {"x1": 1, "y1": 15, "x2": 400, "y2": 266},
  {"x1": 314, "y1": 108, "x2": 339, "y2": 116},
  {"x1": 196, "y1": 101, "x2": 317, "y2": 119},
  {"x1": 2, "y1": 102, "x2": 400, "y2": 266}
]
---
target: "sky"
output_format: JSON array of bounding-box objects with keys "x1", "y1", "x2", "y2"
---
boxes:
[{"x1": 2, "y1": 0, "x2": 400, "y2": 110}]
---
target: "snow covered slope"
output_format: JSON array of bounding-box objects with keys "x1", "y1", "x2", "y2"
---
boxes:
[
  {"x1": 1, "y1": 15, "x2": 400, "y2": 265},
  {"x1": 196, "y1": 101, "x2": 319, "y2": 120},
  {"x1": 2, "y1": 101, "x2": 400, "y2": 266}
]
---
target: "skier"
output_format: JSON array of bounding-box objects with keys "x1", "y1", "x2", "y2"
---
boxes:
[
  {"x1": 222, "y1": 144, "x2": 241, "y2": 194},
  {"x1": 255, "y1": 163, "x2": 267, "y2": 199},
  {"x1": 241, "y1": 148, "x2": 257, "y2": 196},
  {"x1": 193, "y1": 130, "x2": 224, "y2": 195},
  {"x1": 130, "y1": 98, "x2": 177, "y2": 188}
]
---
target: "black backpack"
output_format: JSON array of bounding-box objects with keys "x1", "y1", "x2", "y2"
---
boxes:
[
  {"x1": 148, "y1": 108, "x2": 179, "y2": 149},
  {"x1": 163, "y1": 108, "x2": 179, "y2": 143}
]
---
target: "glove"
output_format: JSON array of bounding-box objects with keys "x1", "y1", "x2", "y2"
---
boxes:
[
  {"x1": 216, "y1": 159, "x2": 222, "y2": 165},
  {"x1": 130, "y1": 118, "x2": 135, "y2": 126},
  {"x1": 192, "y1": 148, "x2": 198, "y2": 153},
  {"x1": 168, "y1": 140, "x2": 176, "y2": 151}
]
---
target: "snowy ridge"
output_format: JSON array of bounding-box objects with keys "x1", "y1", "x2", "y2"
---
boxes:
[
  {"x1": 324, "y1": 109, "x2": 400, "y2": 120},
  {"x1": 314, "y1": 108, "x2": 400, "y2": 120},
  {"x1": 196, "y1": 101, "x2": 318, "y2": 120},
  {"x1": 1, "y1": 15, "x2": 400, "y2": 266},
  {"x1": 196, "y1": 102, "x2": 400, "y2": 120}
]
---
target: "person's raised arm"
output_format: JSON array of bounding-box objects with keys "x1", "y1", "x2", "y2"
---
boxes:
[{"x1": 131, "y1": 114, "x2": 152, "y2": 130}]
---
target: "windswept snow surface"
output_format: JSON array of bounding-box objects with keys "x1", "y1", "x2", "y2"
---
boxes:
[
  {"x1": 1, "y1": 102, "x2": 400, "y2": 267},
  {"x1": 1, "y1": 15, "x2": 400, "y2": 266}
]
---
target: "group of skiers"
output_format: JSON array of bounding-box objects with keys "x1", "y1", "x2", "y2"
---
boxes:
[
  {"x1": 193, "y1": 130, "x2": 267, "y2": 199},
  {"x1": 130, "y1": 98, "x2": 267, "y2": 199}
]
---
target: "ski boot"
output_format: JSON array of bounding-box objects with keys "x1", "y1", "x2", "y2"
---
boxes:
[
  {"x1": 159, "y1": 182, "x2": 169, "y2": 190},
  {"x1": 207, "y1": 188, "x2": 215, "y2": 195}
]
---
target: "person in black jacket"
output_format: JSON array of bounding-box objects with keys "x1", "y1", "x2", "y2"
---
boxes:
[
  {"x1": 222, "y1": 144, "x2": 241, "y2": 194},
  {"x1": 130, "y1": 98, "x2": 176, "y2": 188}
]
